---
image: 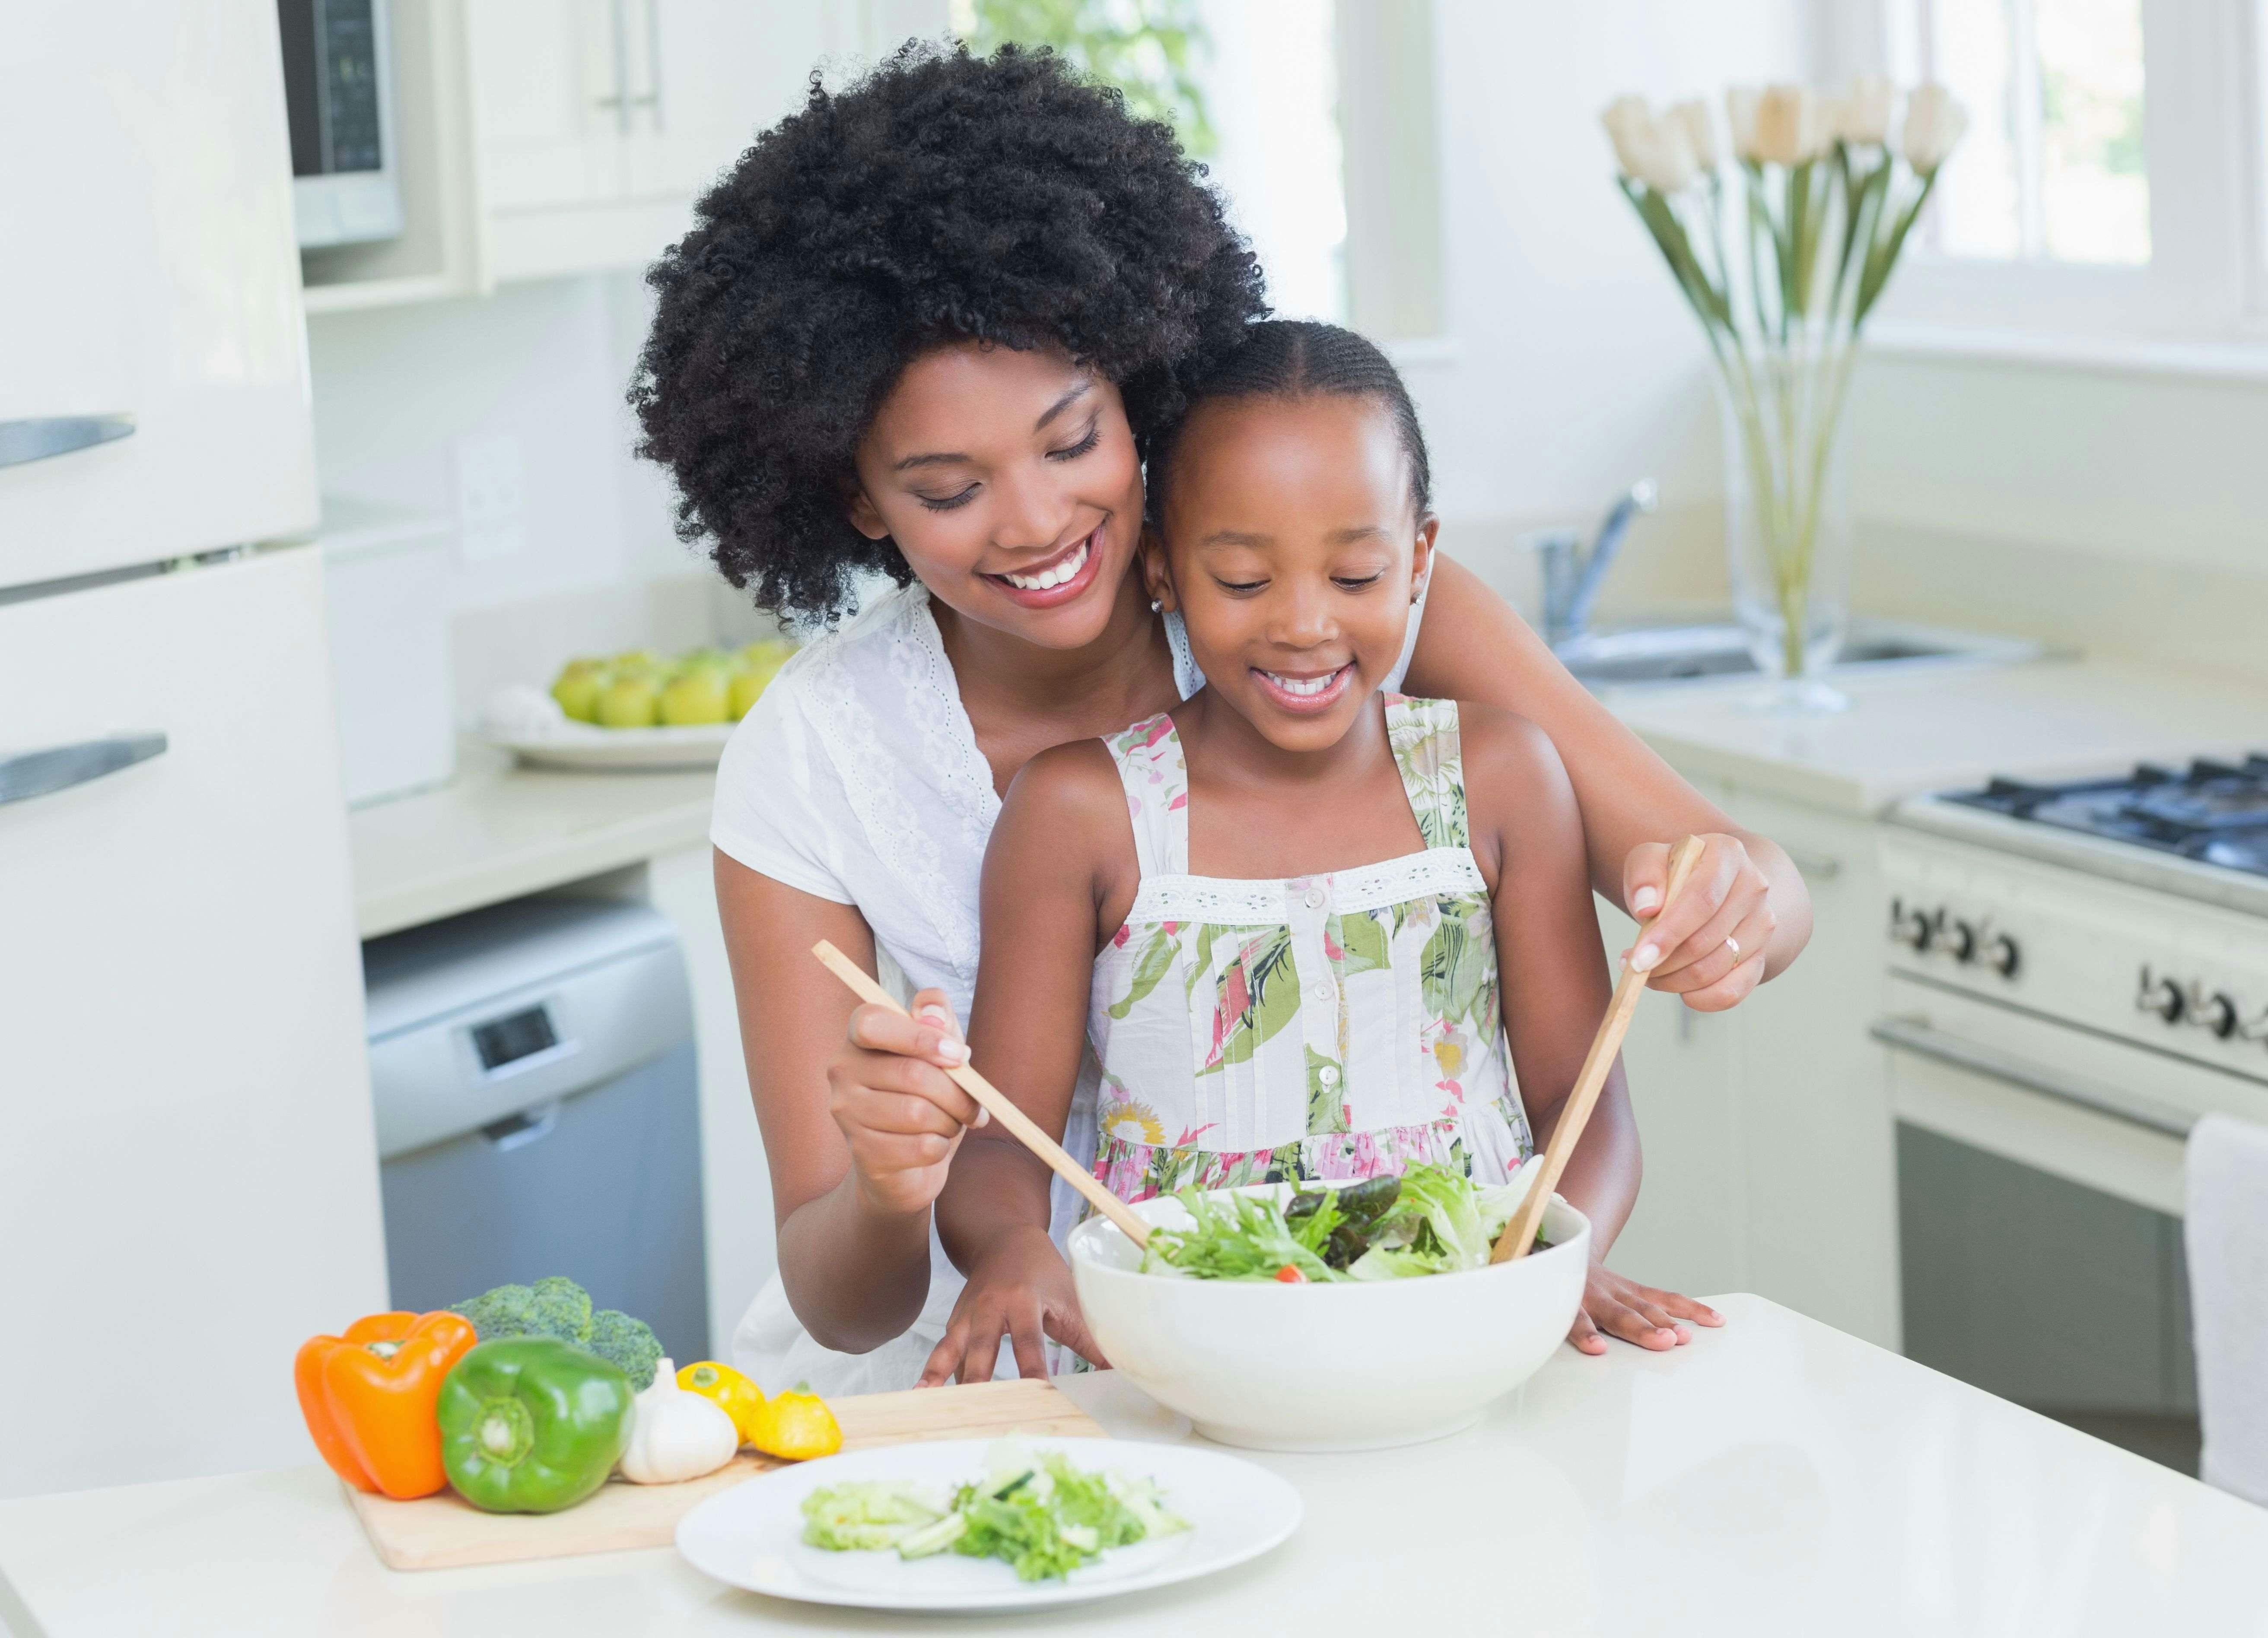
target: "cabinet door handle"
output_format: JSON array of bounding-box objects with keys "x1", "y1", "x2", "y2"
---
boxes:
[
  {"x1": 1869, "y1": 1015, "x2": 2194, "y2": 1138},
  {"x1": 0, "y1": 733, "x2": 168, "y2": 807},
  {"x1": 0, "y1": 414, "x2": 135, "y2": 470},
  {"x1": 597, "y1": 0, "x2": 631, "y2": 130},
  {"x1": 1785, "y1": 848, "x2": 1842, "y2": 880},
  {"x1": 639, "y1": 0, "x2": 663, "y2": 128}
]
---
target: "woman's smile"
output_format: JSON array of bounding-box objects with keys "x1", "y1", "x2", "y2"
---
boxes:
[{"x1": 983, "y1": 522, "x2": 1106, "y2": 607}]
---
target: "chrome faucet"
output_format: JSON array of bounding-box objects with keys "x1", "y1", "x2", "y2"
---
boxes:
[{"x1": 1529, "y1": 479, "x2": 1658, "y2": 649}]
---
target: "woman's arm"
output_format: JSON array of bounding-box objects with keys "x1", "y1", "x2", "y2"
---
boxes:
[
  {"x1": 1464, "y1": 707, "x2": 1722, "y2": 1353},
  {"x1": 1403, "y1": 553, "x2": 1810, "y2": 1009},
  {"x1": 713, "y1": 854, "x2": 986, "y2": 1354},
  {"x1": 924, "y1": 743, "x2": 1132, "y2": 1384}
]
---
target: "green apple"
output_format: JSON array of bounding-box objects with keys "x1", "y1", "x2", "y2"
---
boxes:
[
  {"x1": 660, "y1": 667, "x2": 730, "y2": 726},
  {"x1": 550, "y1": 660, "x2": 608, "y2": 724},
  {"x1": 597, "y1": 674, "x2": 661, "y2": 728}
]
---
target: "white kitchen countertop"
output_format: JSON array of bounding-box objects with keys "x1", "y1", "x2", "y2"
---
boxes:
[
  {"x1": 348, "y1": 739, "x2": 714, "y2": 938},
  {"x1": 4, "y1": 1296, "x2": 2260, "y2": 1635},
  {"x1": 1611, "y1": 657, "x2": 2268, "y2": 816}
]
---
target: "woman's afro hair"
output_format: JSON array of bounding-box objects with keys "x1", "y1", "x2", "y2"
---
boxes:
[{"x1": 629, "y1": 40, "x2": 1267, "y2": 623}]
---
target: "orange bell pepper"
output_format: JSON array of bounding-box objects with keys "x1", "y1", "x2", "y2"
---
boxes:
[{"x1": 294, "y1": 1310, "x2": 477, "y2": 1499}]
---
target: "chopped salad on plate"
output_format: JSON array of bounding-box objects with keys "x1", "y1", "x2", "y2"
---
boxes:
[
  {"x1": 801, "y1": 1441, "x2": 1187, "y2": 1582},
  {"x1": 1137, "y1": 1162, "x2": 1547, "y2": 1282}
]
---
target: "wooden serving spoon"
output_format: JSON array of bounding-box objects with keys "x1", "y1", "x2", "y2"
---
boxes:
[
  {"x1": 1490, "y1": 835, "x2": 1711, "y2": 1263},
  {"x1": 811, "y1": 941, "x2": 1153, "y2": 1251}
]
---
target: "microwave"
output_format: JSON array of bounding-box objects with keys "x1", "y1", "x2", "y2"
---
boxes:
[{"x1": 278, "y1": 0, "x2": 404, "y2": 248}]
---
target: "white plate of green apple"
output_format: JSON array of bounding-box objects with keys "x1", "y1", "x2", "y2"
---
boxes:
[{"x1": 482, "y1": 641, "x2": 796, "y2": 770}]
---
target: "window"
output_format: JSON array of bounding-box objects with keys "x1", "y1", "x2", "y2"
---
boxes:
[
  {"x1": 1921, "y1": 0, "x2": 2149, "y2": 264},
  {"x1": 951, "y1": 0, "x2": 1444, "y2": 342},
  {"x1": 1861, "y1": 0, "x2": 2262, "y2": 354}
]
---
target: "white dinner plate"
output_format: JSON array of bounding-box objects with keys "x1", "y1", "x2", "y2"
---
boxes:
[
  {"x1": 673, "y1": 1436, "x2": 1300, "y2": 1613},
  {"x1": 480, "y1": 683, "x2": 735, "y2": 770}
]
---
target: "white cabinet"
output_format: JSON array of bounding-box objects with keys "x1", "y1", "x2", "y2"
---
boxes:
[
  {"x1": 311, "y1": 0, "x2": 925, "y2": 305},
  {"x1": 1719, "y1": 793, "x2": 1899, "y2": 1349},
  {"x1": 0, "y1": 0, "x2": 317, "y2": 581},
  {"x1": 0, "y1": 551, "x2": 388, "y2": 1496},
  {"x1": 1595, "y1": 787, "x2": 1899, "y2": 1351}
]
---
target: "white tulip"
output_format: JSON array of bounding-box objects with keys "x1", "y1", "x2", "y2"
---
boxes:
[
  {"x1": 1666, "y1": 99, "x2": 1720, "y2": 171},
  {"x1": 1726, "y1": 86, "x2": 1762, "y2": 161},
  {"x1": 1600, "y1": 95, "x2": 1700, "y2": 193},
  {"x1": 1901, "y1": 83, "x2": 1969, "y2": 173},
  {"x1": 1839, "y1": 75, "x2": 1895, "y2": 145},
  {"x1": 1753, "y1": 84, "x2": 1825, "y2": 166}
]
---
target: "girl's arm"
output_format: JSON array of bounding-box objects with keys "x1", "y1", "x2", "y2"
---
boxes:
[
  {"x1": 1403, "y1": 554, "x2": 1808, "y2": 1009},
  {"x1": 713, "y1": 857, "x2": 986, "y2": 1354},
  {"x1": 1461, "y1": 706, "x2": 1724, "y2": 1354},
  {"x1": 925, "y1": 742, "x2": 1135, "y2": 1384}
]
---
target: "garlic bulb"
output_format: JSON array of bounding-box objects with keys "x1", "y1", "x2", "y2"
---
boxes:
[{"x1": 617, "y1": 1357, "x2": 740, "y2": 1484}]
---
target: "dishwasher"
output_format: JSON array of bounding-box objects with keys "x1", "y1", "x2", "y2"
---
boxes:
[{"x1": 363, "y1": 896, "x2": 709, "y2": 1362}]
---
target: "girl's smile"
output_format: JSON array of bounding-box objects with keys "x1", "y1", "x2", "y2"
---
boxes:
[{"x1": 1251, "y1": 662, "x2": 1355, "y2": 714}]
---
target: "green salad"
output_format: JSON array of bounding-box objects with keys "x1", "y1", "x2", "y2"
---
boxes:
[
  {"x1": 801, "y1": 1441, "x2": 1187, "y2": 1582},
  {"x1": 1138, "y1": 1162, "x2": 1544, "y2": 1282}
]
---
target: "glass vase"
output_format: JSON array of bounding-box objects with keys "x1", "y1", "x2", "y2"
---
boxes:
[{"x1": 1714, "y1": 352, "x2": 1855, "y2": 714}]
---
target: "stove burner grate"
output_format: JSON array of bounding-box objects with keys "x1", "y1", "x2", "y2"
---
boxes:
[{"x1": 1946, "y1": 755, "x2": 2268, "y2": 879}]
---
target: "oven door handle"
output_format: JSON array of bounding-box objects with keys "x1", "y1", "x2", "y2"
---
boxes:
[{"x1": 1869, "y1": 1016, "x2": 2197, "y2": 1140}]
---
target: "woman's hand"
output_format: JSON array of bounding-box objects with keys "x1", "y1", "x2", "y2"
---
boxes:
[
  {"x1": 826, "y1": 988, "x2": 986, "y2": 1218},
  {"x1": 1569, "y1": 1264, "x2": 1723, "y2": 1355},
  {"x1": 1621, "y1": 832, "x2": 1780, "y2": 1011},
  {"x1": 917, "y1": 1225, "x2": 1107, "y2": 1386}
]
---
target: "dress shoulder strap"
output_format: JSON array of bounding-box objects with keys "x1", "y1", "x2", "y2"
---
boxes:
[
  {"x1": 1384, "y1": 694, "x2": 1469, "y2": 850},
  {"x1": 1101, "y1": 712, "x2": 1190, "y2": 877}
]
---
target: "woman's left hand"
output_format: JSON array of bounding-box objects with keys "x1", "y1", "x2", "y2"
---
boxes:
[
  {"x1": 1569, "y1": 1264, "x2": 1723, "y2": 1354},
  {"x1": 1620, "y1": 831, "x2": 1778, "y2": 1012}
]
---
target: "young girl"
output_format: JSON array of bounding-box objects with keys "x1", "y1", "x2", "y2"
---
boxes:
[{"x1": 928, "y1": 321, "x2": 1713, "y2": 1383}]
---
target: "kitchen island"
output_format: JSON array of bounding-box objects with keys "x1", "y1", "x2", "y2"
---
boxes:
[{"x1": 3, "y1": 1296, "x2": 2258, "y2": 1635}]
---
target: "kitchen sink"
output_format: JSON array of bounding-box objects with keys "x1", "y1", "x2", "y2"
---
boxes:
[{"x1": 1553, "y1": 619, "x2": 2042, "y2": 692}]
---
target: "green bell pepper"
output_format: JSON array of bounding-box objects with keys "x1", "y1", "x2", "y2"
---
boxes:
[{"x1": 436, "y1": 1337, "x2": 635, "y2": 1514}]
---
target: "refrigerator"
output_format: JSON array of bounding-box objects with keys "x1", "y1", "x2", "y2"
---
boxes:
[{"x1": 0, "y1": 3, "x2": 389, "y2": 1496}]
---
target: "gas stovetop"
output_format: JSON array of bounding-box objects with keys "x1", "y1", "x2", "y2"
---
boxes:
[
  {"x1": 1894, "y1": 755, "x2": 2268, "y2": 920},
  {"x1": 1945, "y1": 756, "x2": 2268, "y2": 879}
]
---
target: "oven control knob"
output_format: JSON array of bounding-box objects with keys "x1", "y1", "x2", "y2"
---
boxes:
[
  {"x1": 2200, "y1": 993, "x2": 2239, "y2": 1039},
  {"x1": 1947, "y1": 919, "x2": 1979, "y2": 963},
  {"x1": 1985, "y1": 933, "x2": 2020, "y2": 978},
  {"x1": 2138, "y1": 972, "x2": 2185, "y2": 1024},
  {"x1": 1887, "y1": 899, "x2": 1928, "y2": 950}
]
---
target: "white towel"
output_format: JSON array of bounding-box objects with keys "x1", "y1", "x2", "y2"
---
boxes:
[{"x1": 2185, "y1": 1112, "x2": 2268, "y2": 1505}]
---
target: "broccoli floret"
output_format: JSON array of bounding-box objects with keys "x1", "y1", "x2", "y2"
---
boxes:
[
  {"x1": 452, "y1": 1276, "x2": 594, "y2": 1344},
  {"x1": 527, "y1": 1275, "x2": 594, "y2": 1343},
  {"x1": 452, "y1": 1278, "x2": 657, "y2": 1385},
  {"x1": 451, "y1": 1282, "x2": 543, "y2": 1341},
  {"x1": 585, "y1": 1308, "x2": 663, "y2": 1390}
]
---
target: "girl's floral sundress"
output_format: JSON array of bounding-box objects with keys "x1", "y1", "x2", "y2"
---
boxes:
[{"x1": 1086, "y1": 694, "x2": 1533, "y2": 1204}]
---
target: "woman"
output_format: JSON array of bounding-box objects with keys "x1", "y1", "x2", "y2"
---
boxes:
[{"x1": 631, "y1": 43, "x2": 1810, "y2": 1394}]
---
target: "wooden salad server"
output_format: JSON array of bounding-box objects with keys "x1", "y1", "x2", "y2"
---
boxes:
[
  {"x1": 811, "y1": 941, "x2": 1152, "y2": 1250},
  {"x1": 1491, "y1": 835, "x2": 1711, "y2": 1263}
]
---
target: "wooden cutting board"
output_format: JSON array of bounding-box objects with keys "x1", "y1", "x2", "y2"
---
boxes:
[{"x1": 347, "y1": 1376, "x2": 1104, "y2": 1571}]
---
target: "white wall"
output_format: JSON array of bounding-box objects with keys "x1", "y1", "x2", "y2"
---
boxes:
[
  {"x1": 1405, "y1": 0, "x2": 1812, "y2": 608},
  {"x1": 306, "y1": 271, "x2": 694, "y2": 615}
]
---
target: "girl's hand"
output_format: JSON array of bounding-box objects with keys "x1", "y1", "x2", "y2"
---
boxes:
[
  {"x1": 826, "y1": 988, "x2": 985, "y2": 1218},
  {"x1": 1621, "y1": 832, "x2": 1778, "y2": 1011},
  {"x1": 1570, "y1": 1265, "x2": 1723, "y2": 1355},
  {"x1": 917, "y1": 1225, "x2": 1108, "y2": 1386}
]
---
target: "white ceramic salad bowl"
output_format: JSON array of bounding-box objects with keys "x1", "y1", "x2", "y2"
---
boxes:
[{"x1": 1069, "y1": 1183, "x2": 1590, "y2": 1452}]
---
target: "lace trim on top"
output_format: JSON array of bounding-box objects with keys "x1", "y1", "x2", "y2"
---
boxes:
[
  {"x1": 1127, "y1": 847, "x2": 1486, "y2": 925},
  {"x1": 802, "y1": 586, "x2": 997, "y2": 981}
]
